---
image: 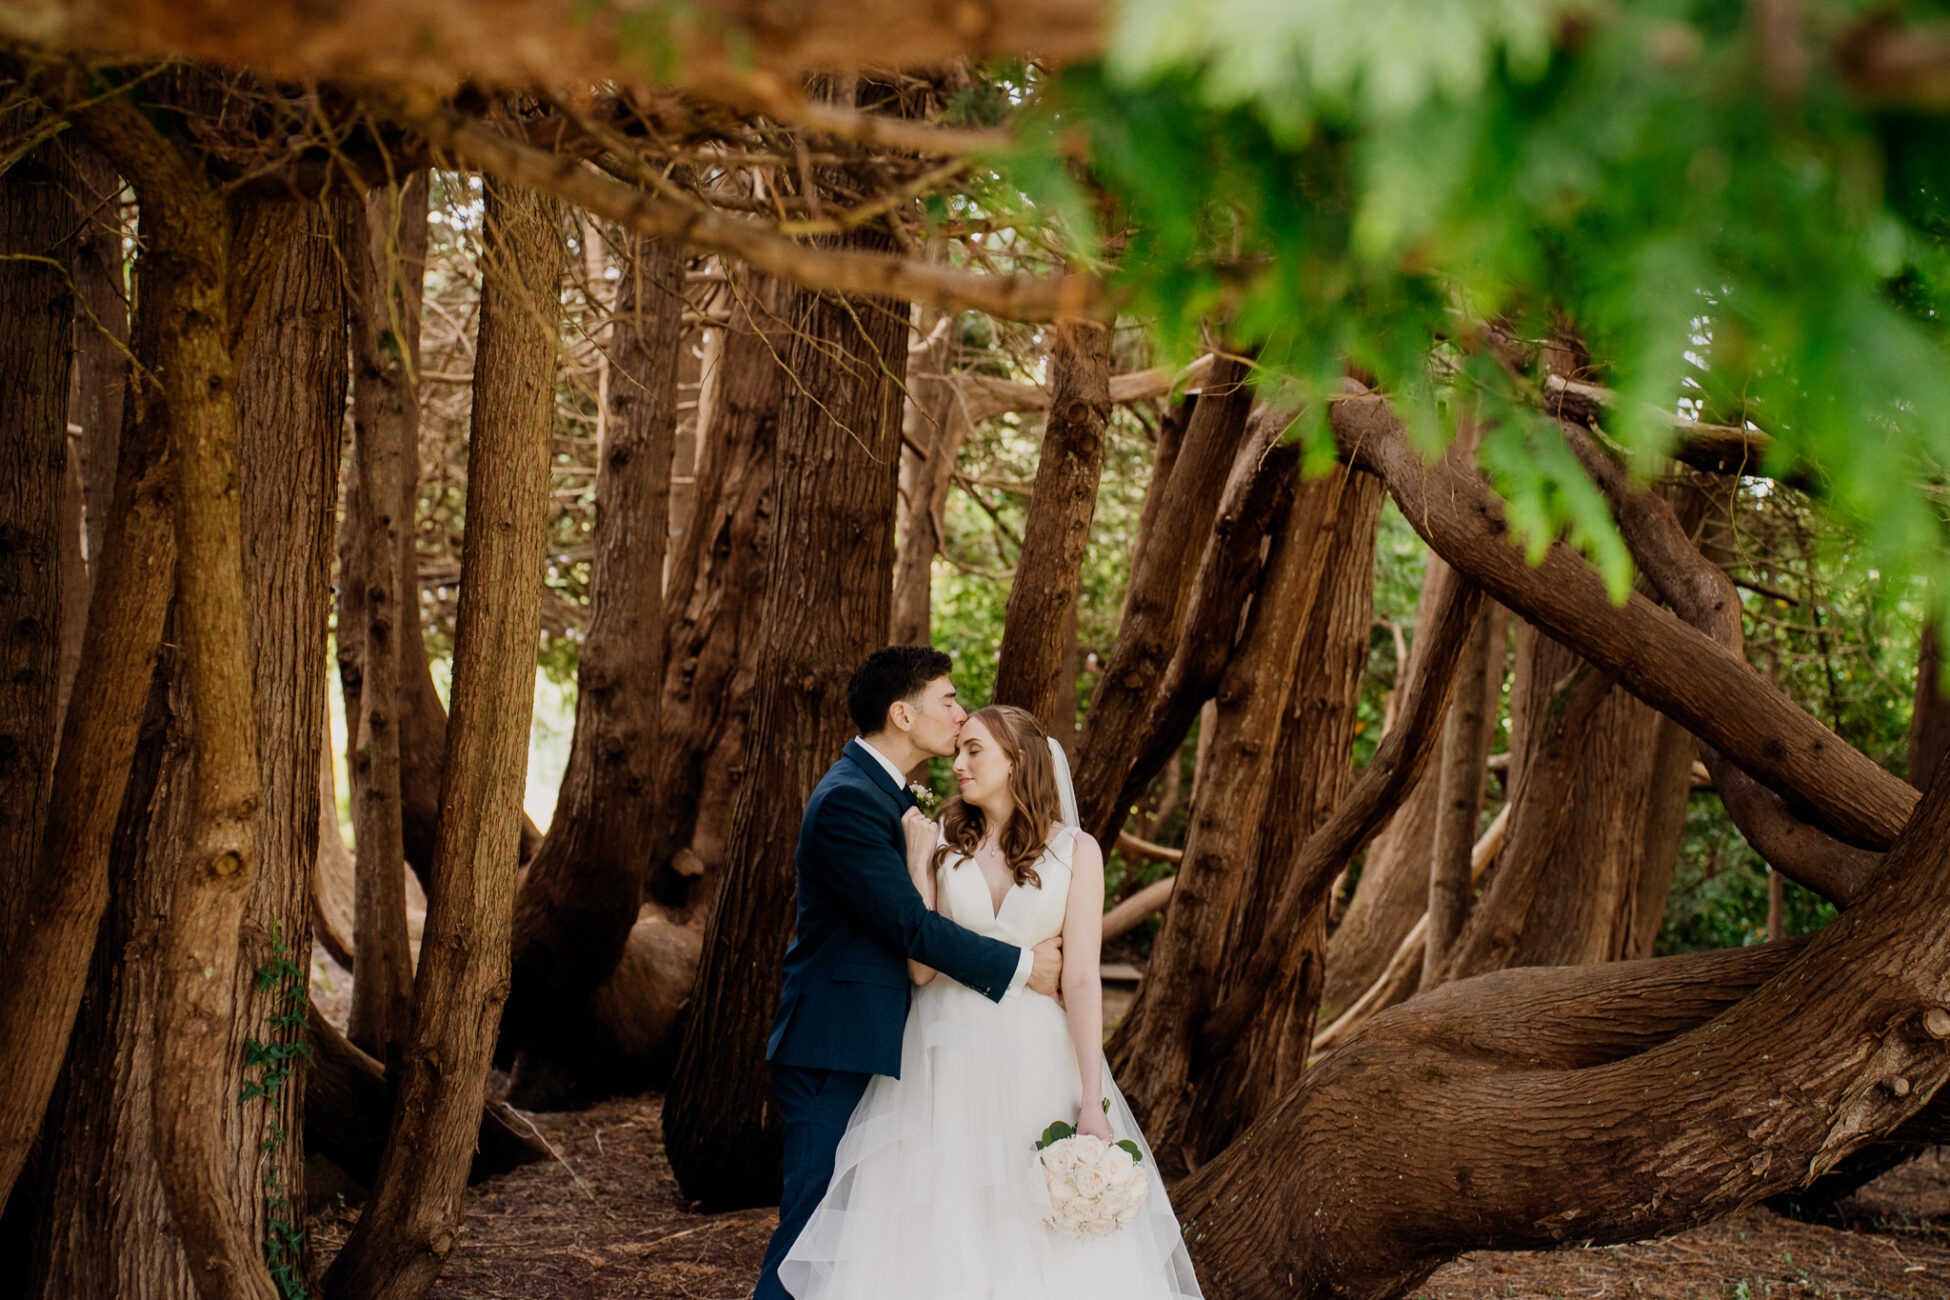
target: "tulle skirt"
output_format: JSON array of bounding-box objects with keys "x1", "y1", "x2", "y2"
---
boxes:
[{"x1": 778, "y1": 977, "x2": 1203, "y2": 1300}]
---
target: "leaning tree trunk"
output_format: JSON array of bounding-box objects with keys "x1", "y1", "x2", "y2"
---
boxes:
[
  {"x1": 1180, "y1": 463, "x2": 1383, "y2": 1167},
  {"x1": 29, "y1": 178, "x2": 345, "y2": 1299},
  {"x1": 1107, "y1": 427, "x2": 1344, "y2": 1166},
  {"x1": 0, "y1": 145, "x2": 176, "y2": 1220},
  {"x1": 323, "y1": 177, "x2": 563, "y2": 1300},
  {"x1": 1110, "y1": 410, "x2": 1296, "y2": 823},
  {"x1": 1072, "y1": 355, "x2": 1256, "y2": 846},
  {"x1": 1420, "y1": 602, "x2": 1499, "y2": 984},
  {"x1": 503, "y1": 233, "x2": 684, "y2": 1107},
  {"x1": 0, "y1": 137, "x2": 75, "y2": 953},
  {"x1": 992, "y1": 319, "x2": 1111, "y2": 723},
  {"x1": 648, "y1": 267, "x2": 783, "y2": 911},
  {"x1": 664, "y1": 237, "x2": 911, "y2": 1210}
]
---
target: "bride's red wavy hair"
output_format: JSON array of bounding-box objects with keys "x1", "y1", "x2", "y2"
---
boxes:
[{"x1": 931, "y1": 704, "x2": 1063, "y2": 890}]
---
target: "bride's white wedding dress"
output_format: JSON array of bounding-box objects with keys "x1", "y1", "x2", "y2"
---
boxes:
[{"x1": 779, "y1": 825, "x2": 1203, "y2": 1300}]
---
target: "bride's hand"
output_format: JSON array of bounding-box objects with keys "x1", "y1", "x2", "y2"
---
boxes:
[
  {"x1": 1075, "y1": 1106, "x2": 1114, "y2": 1143},
  {"x1": 901, "y1": 808, "x2": 936, "y2": 875}
]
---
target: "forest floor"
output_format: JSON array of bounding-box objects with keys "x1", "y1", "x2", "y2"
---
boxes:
[
  {"x1": 307, "y1": 950, "x2": 1950, "y2": 1298},
  {"x1": 306, "y1": 1089, "x2": 1950, "y2": 1300}
]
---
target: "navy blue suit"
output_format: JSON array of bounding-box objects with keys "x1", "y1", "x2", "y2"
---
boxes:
[{"x1": 754, "y1": 740, "x2": 1022, "y2": 1299}]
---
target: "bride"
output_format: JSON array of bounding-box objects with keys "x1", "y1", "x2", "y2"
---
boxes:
[{"x1": 780, "y1": 704, "x2": 1202, "y2": 1300}]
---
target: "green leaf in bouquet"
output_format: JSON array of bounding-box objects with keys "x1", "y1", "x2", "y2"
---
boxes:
[
  {"x1": 1115, "y1": 1138, "x2": 1144, "y2": 1164},
  {"x1": 1036, "y1": 1120, "x2": 1077, "y2": 1150}
]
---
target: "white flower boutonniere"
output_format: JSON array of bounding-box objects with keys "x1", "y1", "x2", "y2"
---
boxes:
[{"x1": 908, "y1": 782, "x2": 939, "y2": 816}]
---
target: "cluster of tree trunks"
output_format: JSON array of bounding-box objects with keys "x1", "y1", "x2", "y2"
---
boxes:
[{"x1": 9, "y1": 61, "x2": 1950, "y2": 1300}]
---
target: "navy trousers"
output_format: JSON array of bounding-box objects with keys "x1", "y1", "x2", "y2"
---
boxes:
[{"x1": 753, "y1": 1062, "x2": 873, "y2": 1300}]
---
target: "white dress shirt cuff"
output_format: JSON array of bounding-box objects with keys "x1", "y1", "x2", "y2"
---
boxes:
[{"x1": 1006, "y1": 946, "x2": 1034, "y2": 998}]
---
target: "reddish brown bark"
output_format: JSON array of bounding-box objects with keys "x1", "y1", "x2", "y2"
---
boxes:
[
  {"x1": 648, "y1": 268, "x2": 782, "y2": 910},
  {"x1": 1107, "y1": 433, "x2": 1348, "y2": 1165},
  {"x1": 1182, "y1": 463, "x2": 1384, "y2": 1166},
  {"x1": 1073, "y1": 355, "x2": 1255, "y2": 846},
  {"x1": 1177, "y1": 748, "x2": 1950, "y2": 1300},
  {"x1": 664, "y1": 232, "x2": 911, "y2": 1209},
  {"x1": 890, "y1": 306, "x2": 964, "y2": 645},
  {"x1": 1421, "y1": 601, "x2": 1497, "y2": 985},
  {"x1": 1910, "y1": 625, "x2": 1950, "y2": 791},
  {"x1": 30, "y1": 175, "x2": 345, "y2": 1300},
  {"x1": 342, "y1": 179, "x2": 420, "y2": 1065},
  {"x1": 1112, "y1": 410, "x2": 1295, "y2": 820},
  {"x1": 1198, "y1": 559, "x2": 1486, "y2": 1055},
  {"x1": 1328, "y1": 390, "x2": 1913, "y2": 854},
  {"x1": 1319, "y1": 558, "x2": 1458, "y2": 1019},
  {"x1": 505, "y1": 234, "x2": 683, "y2": 1104},
  {"x1": 993, "y1": 319, "x2": 1111, "y2": 723},
  {"x1": 324, "y1": 178, "x2": 563, "y2": 1300},
  {"x1": 0, "y1": 136, "x2": 75, "y2": 953}
]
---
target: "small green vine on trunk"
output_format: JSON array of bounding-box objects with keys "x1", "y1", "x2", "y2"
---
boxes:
[{"x1": 243, "y1": 918, "x2": 313, "y2": 1300}]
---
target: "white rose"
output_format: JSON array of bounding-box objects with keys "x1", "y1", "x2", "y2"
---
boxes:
[
  {"x1": 1045, "y1": 1141, "x2": 1079, "y2": 1175},
  {"x1": 1047, "y1": 1173, "x2": 1079, "y2": 1203},
  {"x1": 1075, "y1": 1167, "x2": 1108, "y2": 1198}
]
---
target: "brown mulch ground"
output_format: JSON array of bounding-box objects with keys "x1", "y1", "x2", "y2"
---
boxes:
[{"x1": 306, "y1": 1091, "x2": 1950, "y2": 1300}]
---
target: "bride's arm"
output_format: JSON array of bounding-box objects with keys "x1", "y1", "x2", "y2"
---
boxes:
[
  {"x1": 1060, "y1": 832, "x2": 1112, "y2": 1141},
  {"x1": 901, "y1": 808, "x2": 940, "y2": 986}
]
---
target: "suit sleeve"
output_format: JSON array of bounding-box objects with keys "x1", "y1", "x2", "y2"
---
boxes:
[{"x1": 808, "y1": 784, "x2": 1023, "y2": 1003}]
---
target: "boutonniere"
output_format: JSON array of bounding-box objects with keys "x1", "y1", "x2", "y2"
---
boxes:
[{"x1": 908, "y1": 782, "x2": 940, "y2": 816}]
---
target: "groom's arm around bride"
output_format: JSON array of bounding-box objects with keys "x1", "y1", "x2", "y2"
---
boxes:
[{"x1": 753, "y1": 646, "x2": 1058, "y2": 1300}]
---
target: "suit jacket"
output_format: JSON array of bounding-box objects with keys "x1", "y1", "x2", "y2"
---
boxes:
[{"x1": 766, "y1": 739, "x2": 1022, "y2": 1077}]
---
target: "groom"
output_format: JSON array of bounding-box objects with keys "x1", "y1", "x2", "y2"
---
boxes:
[{"x1": 754, "y1": 645, "x2": 1063, "y2": 1300}]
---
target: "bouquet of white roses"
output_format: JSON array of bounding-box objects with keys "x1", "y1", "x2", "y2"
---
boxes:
[{"x1": 1033, "y1": 1113, "x2": 1148, "y2": 1238}]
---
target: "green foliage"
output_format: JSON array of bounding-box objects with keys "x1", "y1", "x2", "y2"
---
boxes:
[
  {"x1": 242, "y1": 919, "x2": 311, "y2": 1300},
  {"x1": 988, "y1": 2, "x2": 1950, "y2": 601}
]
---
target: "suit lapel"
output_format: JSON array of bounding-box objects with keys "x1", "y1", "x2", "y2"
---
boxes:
[{"x1": 843, "y1": 739, "x2": 913, "y2": 816}]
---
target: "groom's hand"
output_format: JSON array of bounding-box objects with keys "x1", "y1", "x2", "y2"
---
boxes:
[{"x1": 1027, "y1": 936, "x2": 1063, "y2": 998}]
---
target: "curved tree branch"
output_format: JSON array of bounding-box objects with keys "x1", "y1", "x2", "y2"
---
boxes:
[
  {"x1": 1327, "y1": 388, "x2": 1917, "y2": 853},
  {"x1": 1556, "y1": 419, "x2": 1880, "y2": 906}
]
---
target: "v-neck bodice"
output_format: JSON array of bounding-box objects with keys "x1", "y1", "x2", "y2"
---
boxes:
[{"x1": 934, "y1": 825, "x2": 1075, "y2": 948}]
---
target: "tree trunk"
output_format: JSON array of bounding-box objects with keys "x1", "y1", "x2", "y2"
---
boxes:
[
  {"x1": 1319, "y1": 558, "x2": 1456, "y2": 1019},
  {"x1": 322, "y1": 177, "x2": 561, "y2": 1300},
  {"x1": 343, "y1": 179, "x2": 421, "y2": 1065},
  {"x1": 0, "y1": 132, "x2": 177, "y2": 1215},
  {"x1": 1110, "y1": 410, "x2": 1295, "y2": 822},
  {"x1": 504, "y1": 234, "x2": 683, "y2": 1106},
  {"x1": 993, "y1": 319, "x2": 1111, "y2": 720},
  {"x1": 29, "y1": 176, "x2": 344, "y2": 1300},
  {"x1": 664, "y1": 236, "x2": 911, "y2": 1210},
  {"x1": 304, "y1": 1004, "x2": 547, "y2": 1190},
  {"x1": 1073, "y1": 356, "x2": 1255, "y2": 846},
  {"x1": 890, "y1": 306, "x2": 964, "y2": 646},
  {"x1": 1180, "y1": 464, "x2": 1384, "y2": 1167},
  {"x1": 1107, "y1": 430, "x2": 1349, "y2": 1168},
  {"x1": 1177, "y1": 739, "x2": 1950, "y2": 1299},
  {"x1": 1422, "y1": 607, "x2": 1498, "y2": 984},
  {"x1": 648, "y1": 268, "x2": 783, "y2": 910},
  {"x1": 0, "y1": 136, "x2": 75, "y2": 953},
  {"x1": 1910, "y1": 624, "x2": 1950, "y2": 790},
  {"x1": 1448, "y1": 618, "x2": 1694, "y2": 975},
  {"x1": 55, "y1": 141, "x2": 129, "y2": 736}
]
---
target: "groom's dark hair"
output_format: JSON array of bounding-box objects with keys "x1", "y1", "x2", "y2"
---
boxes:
[{"x1": 849, "y1": 645, "x2": 954, "y2": 734}]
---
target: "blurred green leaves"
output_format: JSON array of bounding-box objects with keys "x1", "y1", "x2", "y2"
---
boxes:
[{"x1": 989, "y1": 0, "x2": 1950, "y2": 603}]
